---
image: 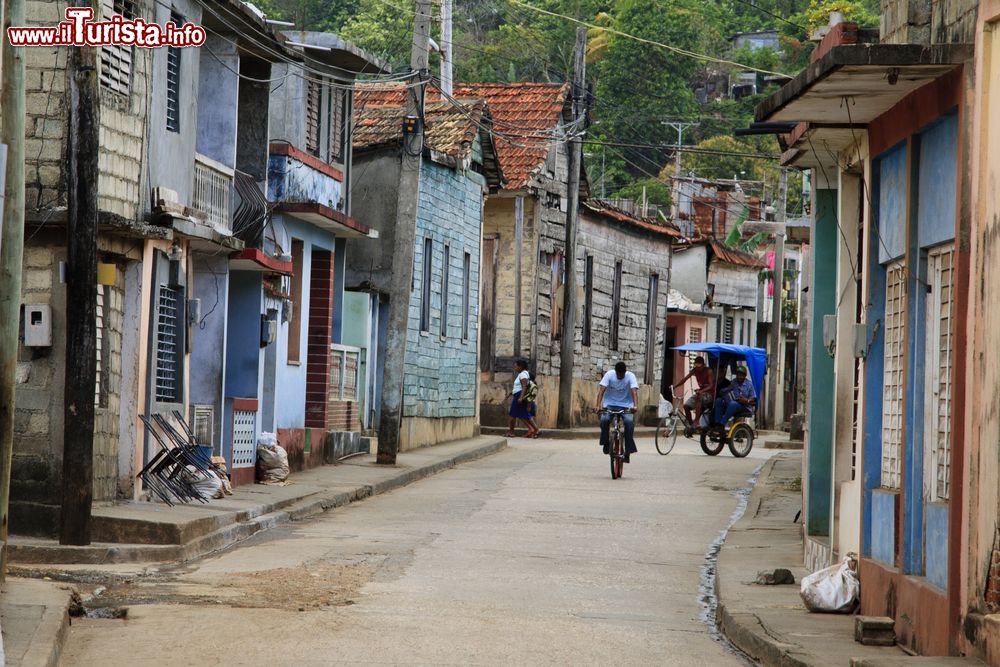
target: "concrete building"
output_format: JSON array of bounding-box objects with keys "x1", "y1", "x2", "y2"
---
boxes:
[
  {"x1": 10, "y1": 0, "x2": 297, "y2": 530},
  {"x1": 752, "y1": 4, "x2": 977, "y2": 656},
  {"x1": 347, "y1": 90, "x2": 503, "y2": 449}
]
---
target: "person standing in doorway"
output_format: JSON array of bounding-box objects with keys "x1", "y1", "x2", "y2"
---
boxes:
[{"x1": 505, "y1": 359, "x2": 539, "y2": 438}]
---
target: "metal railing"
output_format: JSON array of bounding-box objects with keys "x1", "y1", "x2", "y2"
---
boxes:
[{"x1": 193, "y1": 153, "x2": 234, "y2": 234}]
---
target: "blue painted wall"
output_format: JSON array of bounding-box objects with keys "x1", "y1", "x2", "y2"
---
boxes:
[
  {"x1": 863, "y1": 167, "x2": 888, "y2": 558},
  {"x1": 872, "y1": 489, "x2": 898, "y2": 565},
  {"x1": 332, "y1": 237, "x2": 347, "y2": 344},
  {"x1": 877, "y1": 142, "x2": 908, "y2": 264},
  {"x1": 267, "y1": 153, "x2": 344, "y2": 210},
  {"x1": 925, "y1": 502, "x2": 949, "y2": 590},
  {"x1": 223, "y1": 271, "x2": 264, "y2": 457},
  {"x1": 916, "y1": 113, "x2": 959, "y2": 249},
  {"x1": 190, "y1": 255, "x2": 230, "y2": 454},
  {"x1": 269, "y1": 213, "x2": 336, "y2": 431},
  {"x1": 403, "y1": 160, "x2": 484, "y2": 419},
  {"x1": 904, "y1": 250, "x2": 927, "y2": 575},
  {"x1": 807, "y1": 189, "x2": 838, "y2": 536}
]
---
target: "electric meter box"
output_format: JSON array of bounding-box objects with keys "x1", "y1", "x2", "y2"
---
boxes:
[{"x1": 24, "y1": 304, "x2": 52, "y2": 347}]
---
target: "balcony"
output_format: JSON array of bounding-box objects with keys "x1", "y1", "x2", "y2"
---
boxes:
[{"x1": 193, "y1": 153, "x2": 234, "y2": 236}]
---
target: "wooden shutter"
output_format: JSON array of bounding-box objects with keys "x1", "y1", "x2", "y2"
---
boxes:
[{"x1": 480, "y1": 237, "x2": 497, "y2": 372}]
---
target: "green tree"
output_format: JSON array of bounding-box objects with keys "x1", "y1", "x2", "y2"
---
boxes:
[{"x1": 610, "y1": 177, "x2": 672, "y2": 209}]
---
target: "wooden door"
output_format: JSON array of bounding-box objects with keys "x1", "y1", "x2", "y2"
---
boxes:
[{"x1": 480, "y1": 237, "x2": 498, "y2": 373}]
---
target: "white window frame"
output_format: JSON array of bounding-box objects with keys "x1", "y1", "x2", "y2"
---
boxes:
[
  {"x1": 881, "y1": 259, "x2": 906, "y2": 489},
  {"x1": 923, "y1": 245, "x2": 955, "y2": 502}
]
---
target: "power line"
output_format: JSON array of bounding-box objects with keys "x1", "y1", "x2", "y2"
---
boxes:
[{"x1": 506, "y1": 0, "x2": 788, "y2": 77}]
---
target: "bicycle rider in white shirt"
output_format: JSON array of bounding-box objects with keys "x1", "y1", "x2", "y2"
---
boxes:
[{"x1": 595, "y1": 361, "x2": 640, "y2": 462}]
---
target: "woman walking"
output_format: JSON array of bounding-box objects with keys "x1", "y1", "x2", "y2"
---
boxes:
[{"x1": 505, "y1": 359, "x2": 539, "y2": 438}]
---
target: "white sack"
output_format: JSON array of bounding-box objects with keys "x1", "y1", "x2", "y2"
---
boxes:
[{"x1": 800, "y1": 554, "x2": 859, "y2": 613}]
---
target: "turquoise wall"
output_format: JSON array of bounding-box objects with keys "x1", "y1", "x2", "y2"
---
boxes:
[
  {"x1": 403, "y1": 161, "x2": 484, "y2": 419},
  {"x1": 807, "y1": 189, "x2": 838, "y2": 536}
]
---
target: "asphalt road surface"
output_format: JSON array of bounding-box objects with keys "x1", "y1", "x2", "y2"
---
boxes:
[{"x1": 62, "y1": 435, "x2": 773, "y2": 666}]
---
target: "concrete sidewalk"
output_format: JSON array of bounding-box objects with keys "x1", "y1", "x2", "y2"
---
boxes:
[
  {"x1": 9, "y1": 436, "x2": 506, "y2": 566},
  {"x1": 1, "y1": 578, "x2": 73, "y2": 667},
  {"x1": 716, "y1": 453, "x2": 983, "y2": 666}
]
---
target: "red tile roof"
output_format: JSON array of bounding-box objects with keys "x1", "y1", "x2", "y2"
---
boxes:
[
  {"x1": 582, "y1": 200, "x2": 684, "y2": 239},
  {"x1": 353, "y1": 97, "x2": 486, "y2": 163},
  {"x1": 355, "y1": 82, "x2": 569, "y2": 189},
  {"x1": 452, "y1": 83, "x2": 569, "y2": 190}
]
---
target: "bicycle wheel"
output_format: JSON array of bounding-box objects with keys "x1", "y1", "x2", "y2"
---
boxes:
[
  {"x1": 655, "y1": 417, "x2": 678, "y2": 455},
  {"x1": 610, "y1": 434, "x2": 623, "y2": 479},
  {"x1": 700, "y1": 430, "x2": 725, "y2": 456},
  {"x1": 727, "y1": 423, "x2": 755, "y2": 458}
]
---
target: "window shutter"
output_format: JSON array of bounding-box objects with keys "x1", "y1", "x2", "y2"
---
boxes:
[
  {"x1": 99, "y1": 0, "x2": 135, "y2": 97},
  {"x1": 166, "y1": 16, "x2": 182, "y2": 133},
  {"x1": 306, "y1": 79, "x2": 321, "y2": 156}
]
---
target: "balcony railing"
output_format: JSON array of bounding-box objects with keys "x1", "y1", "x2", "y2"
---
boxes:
[{"x1": 193, "y1": 153, "x2": 235, "y2": 235}]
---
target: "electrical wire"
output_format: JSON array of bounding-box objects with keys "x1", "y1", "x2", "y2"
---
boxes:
[{"x1": 506, "y1": 0, "x2": 789, "y2": 77}]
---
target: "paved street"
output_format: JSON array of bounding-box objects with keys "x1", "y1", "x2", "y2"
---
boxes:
[{"x1": 61, "y1": 436, "x2": 774, "y2": 666}]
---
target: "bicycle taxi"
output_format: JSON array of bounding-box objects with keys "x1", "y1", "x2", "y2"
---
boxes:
[{"x1": 669, "y1": 342, "x2": 767, "y2": 458}]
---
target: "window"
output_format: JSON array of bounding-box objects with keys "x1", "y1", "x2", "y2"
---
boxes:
[
  {"x1": 100, "y1": 0, "x2": 135, "y2": 97},
  {"x1": 724, "y1": 315, "x2": 734, "y2": 344},
  {"x1": 440, "y1": 245, "x2": 450, "y2": 337},
  {"x1": 420, "y1": 237, "x2": 432, "y2": 332},
  {"x1": 287, "y1": 239, "x2": 304, "y2": 363},
  {"x1": 925, "y1": 246, "x2": 955, "y2": 501},
  {"x1": 95, "y1": 284, "x2": 109, "y2": 408},
  {"x1": 462, "y1": 252, "x2": 471, "y2": 341},
  {"x1": 689, "y1": 327, "x2": 702, "y2": 369},
  {"x1": 645, "y1": 273, "x2": 659, "y2": 383},
  {"x1": 610, "y1": 260, "x2": 622, "y2": 351},
  {"x1": 154, "y1": 284, "x2": 183, "y2": 403},
  {"x1": 306, "y1": 78, "x2": 321, "y2": 156},
  {"x1": 551, "y1": 251, "x2": 564, "y2": 341},
  {"x1": 738, "y1": 318, "x2": 745, "y2": 346},
  {"x1": 881, "y1": 260, "x2": 906, "y2": 489},
  {"x1": 582, "y1": 254, "x2": 594, "y2": 347},
  {"x1": 166, "y1": 13, "x2": 183, "y2": 133},
  {"x1": 328, "y1": 86, "x2": 346, "y2": 163}
]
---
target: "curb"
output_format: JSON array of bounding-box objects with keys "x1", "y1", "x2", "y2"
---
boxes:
[
  {"x1": 714, "y1": 454, "x2": 804, "y2": 667},
  {"x1": 10, "y1": 438, "x2": 507, "y2": 566},
  {"x1": 1, "y1": 579, "x2": 73, "y2": 667}
]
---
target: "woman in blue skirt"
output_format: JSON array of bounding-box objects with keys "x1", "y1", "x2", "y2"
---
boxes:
[{"x1": 505, "y1": 359, "x2": 539, "y2": 438}]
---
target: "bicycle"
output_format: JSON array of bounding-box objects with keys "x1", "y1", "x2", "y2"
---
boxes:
[
  {"x1": 599, "y1": 408, "x2": 629, "y2": 479},
  {"x1": 655, "y1": 391, "x2": 710, "y2": 455}
]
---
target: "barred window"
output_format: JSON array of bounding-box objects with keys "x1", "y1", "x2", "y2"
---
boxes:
[
  {"x1": 881, "y1": 260, "x2": 906, "y2": 489},
  {"x1": 155, "y1": 284, "x2": 182, "y2": 403},
  {"x1": 166, "y1": 13, "x2": 183, "y2": 133}
]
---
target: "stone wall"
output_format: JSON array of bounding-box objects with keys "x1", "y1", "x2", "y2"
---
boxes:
[
  {"x1": 880, "y1": 0, "x2": 977, "y2": 45},
  {"x1": 12, "y1": 231, "x2": 139, "y2": 535},
  {"x1": 24, "y1": 0, "x2": 150, "y2": 219}
]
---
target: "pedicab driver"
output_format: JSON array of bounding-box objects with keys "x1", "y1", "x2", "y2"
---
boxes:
[{"x1": 596, "y1": 361, "x2": 640, "y2": 462}]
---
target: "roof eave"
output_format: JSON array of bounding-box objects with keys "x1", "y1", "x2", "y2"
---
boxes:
[{"x1": 754, "y1": 43, "x2": 972, "y2": 125}]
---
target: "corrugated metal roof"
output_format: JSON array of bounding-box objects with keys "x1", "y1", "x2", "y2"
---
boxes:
[
  {"x1": 708, "y1": 238, "x2": 767, "y2": 269},
  {"x1": 581, "y1": 199, "x2": 683, "y2": 239}
]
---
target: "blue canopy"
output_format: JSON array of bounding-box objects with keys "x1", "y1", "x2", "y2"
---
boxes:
[{"x1": 672, "y1": 343, "x2": 768, "y2": 398}]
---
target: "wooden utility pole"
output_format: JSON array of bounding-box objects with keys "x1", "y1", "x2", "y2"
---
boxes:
[
  {"x1": 0, "y1": 0, "x2": 25, "y2": 576},
  {"x1": 61, "y1": 8, "x2": 100, "y2": 545},
  {"x1": 556, "y1": 27, "x2": 586, "y2": 429},
  {"x1": 377, "y1": 0, "x2": 432, "y2": 465}
]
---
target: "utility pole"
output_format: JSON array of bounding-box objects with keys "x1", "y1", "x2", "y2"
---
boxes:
[
  {"x1": 439, "y1": 0, "x2": 452, "y2": 95},
  {"x1": 556, "y1": 27, "x2": 586, "y2": 429},
  {"x1": 745, "y1": 169, "x2": 788, "y2": 430},
  {"x1": 61, "y1": 2, "x2": 100, "y2": 545},
  {"x1": 377, "y1": 0, "x2": 432, "y2": 465},
  {"x1": 664, "y1": 120, "x2": 697, "y2": 222},
  {"x1": 0, "y1": 0, "x2": 25, "y2": 575}
]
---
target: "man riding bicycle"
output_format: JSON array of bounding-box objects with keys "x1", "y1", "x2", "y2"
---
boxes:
[
  {"x1": 674, "y1": 355, "x2": 714, "y2": 433},
  {"x1": 596, "y1": 361, "x2": 639, "y2": 462}
]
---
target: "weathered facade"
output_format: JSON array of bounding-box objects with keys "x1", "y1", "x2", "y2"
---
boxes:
[
  {"x1": 753, "y1": 4, "x2": 978, "y2": 656},
  {"x1": 347, "y1": 91, "x2": 502, "y2": 449}
]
